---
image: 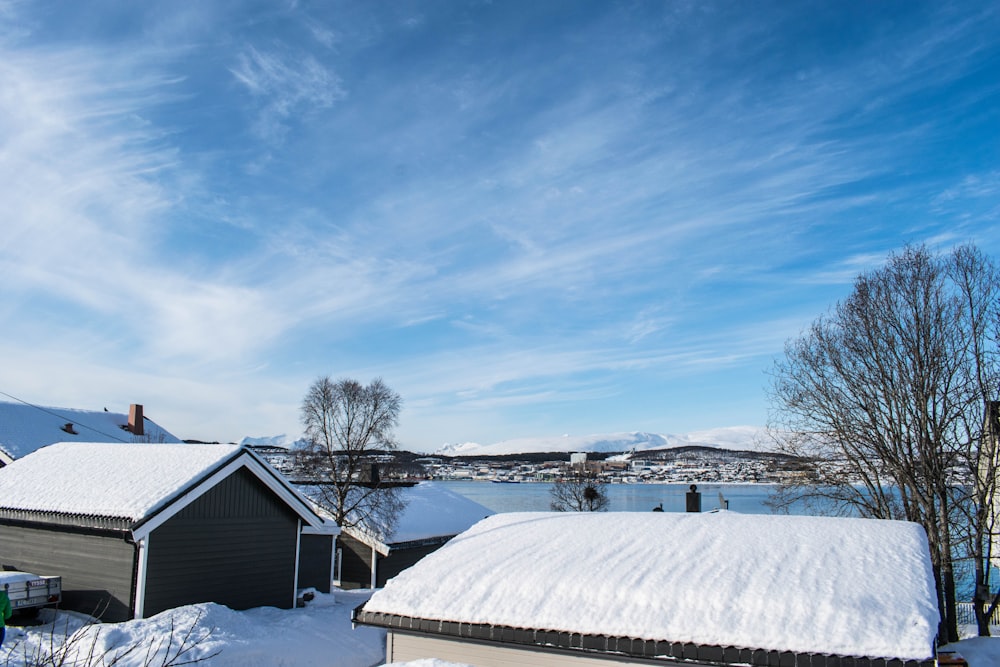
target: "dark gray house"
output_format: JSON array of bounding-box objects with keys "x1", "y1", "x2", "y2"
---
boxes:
[
  {"x1": 0, "y1": 442, "x2": 338, "y2": 621},
  {"x1": 329, "y1": 481, "x2": 492, "y2": 589}
]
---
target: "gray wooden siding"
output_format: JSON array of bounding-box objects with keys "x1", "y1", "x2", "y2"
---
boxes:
[
  {"x1": 337, "y1": 535, "x2": 448, "y2": 589},
  {"x1": 0, "y1": 523, "x2": 135, "y2": 622},
  {"x1": 377, "y1": 543, "x2": 443, "y2": 588},
  {"x1": 298, "y1": 534, "x2": 333, "y2": 593},
  {"x1": 337, "y1": 533, "x2": 374, "y2": 589},
  {"x1": 388, "y1": 632, "x2": 716, "y2": 667},
  {"x1": 143, "y1": 467, "x2": 299, "y2": 617}
]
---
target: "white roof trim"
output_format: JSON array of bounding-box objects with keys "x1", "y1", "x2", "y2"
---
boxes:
[
  {"x1": 302, "y1": 522, "x2": 339, "y2": 536},
  {"x1": 132, "y1": 450, "x2": 330, "y2": 541},
  {"x1": 341, "y1": 524, "x2": 451, "y2": 556},
  {"x1": 341, "y1": 524, "x2": 391, "y2": 556}
]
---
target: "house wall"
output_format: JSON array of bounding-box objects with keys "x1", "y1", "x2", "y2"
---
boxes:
[
  {"x1": 0, "y1": 523, "x2": 135, "y2": 621},
  {"x1": 337, "y1": 534, "x2": 450, "y2": 589},
  {"x1": 986, "y1": 401, "x2": 1000, "y2": 569},
  {"x1": 298, "y1": 534, "x2": 334, "y2": 593},
  {"x1": 377, "y1": 543, "x2": 443, "y2": 588},
  {"x1": 387, "y1": 632, "x2": 716, "y2": 667},
  {"x1": 142, "y1": 467, "x2": 300, "y2": 617},
  {"x1": 337, "y1": 532, "x2": 374, "y2": 590}
]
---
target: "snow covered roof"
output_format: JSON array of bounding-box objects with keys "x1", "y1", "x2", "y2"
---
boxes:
[
  {"x1": 340, "y1": 482, "x2": 494, "y2": 554},
  {"x1": 0, "y1": 442, "x2": 333, "y2": 535},
  {"x1": 358, "y1": 511, "x2": 939, "y2": 663},
  {"x1": 0, "y1": 400, "x2": 180, "y2": 463},
  {"x1": 0, "y1": 442, "x2": 242, "y2": 522}
]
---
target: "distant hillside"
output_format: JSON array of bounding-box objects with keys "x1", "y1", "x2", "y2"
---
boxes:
[
  {"x1": 239, "y1": 434, "x2": 307, "y2": 449},
  {"x1": 434, "y1": 426, "x2": 773, "y2": 457}
]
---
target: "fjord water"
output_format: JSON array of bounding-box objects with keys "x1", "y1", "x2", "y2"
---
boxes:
[
  {"x1": 442, "y1": 480, "x2": 991, "y2": 600},
  {"x1": 441, "y1": 481, "x2": 784, "y2": 514}
]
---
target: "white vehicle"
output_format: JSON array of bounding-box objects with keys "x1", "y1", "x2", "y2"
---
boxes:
[{"x1": 0, "y1": 570, "x2": 62, "y2": 614}]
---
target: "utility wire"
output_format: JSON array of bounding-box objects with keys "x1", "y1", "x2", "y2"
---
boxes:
[{"x1": 0, "y1": 389, "x2": 131, "y2": 443}]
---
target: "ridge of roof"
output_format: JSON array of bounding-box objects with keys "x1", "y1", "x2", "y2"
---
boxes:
[{"x1": 0, "y1": 400, "x2": 181, "y2": 461}]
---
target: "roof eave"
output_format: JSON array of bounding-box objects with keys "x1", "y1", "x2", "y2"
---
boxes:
[
  {"x1": 340, "y1": 525, "x2": 457, "y2": 556},
  {"x1": 0, "y1": 508, "x2": 133, "y2": 534},
  {"x1": 341, "y1": 525, "x2": 391, "y2": 555},
  {"x1": 352, "y1": 608, "x2": 936, "y2": 667}
]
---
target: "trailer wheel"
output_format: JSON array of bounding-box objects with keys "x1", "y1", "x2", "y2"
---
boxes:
[{"x1": 12, "y1": 606, "x2": 40, "y2": 622}]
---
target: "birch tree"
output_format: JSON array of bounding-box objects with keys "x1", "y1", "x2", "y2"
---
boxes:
[
  {"x1": 768, "y1": 244, "x2": 1000, "y2": 642},
  {"x1": 295, "y1": 377, "x2": 405, "y2": 536},
  {"x1": 550, "y1": 473, "x2": 610, "y2": 512}
]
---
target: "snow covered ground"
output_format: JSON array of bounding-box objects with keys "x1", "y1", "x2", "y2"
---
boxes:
[
  {"x1": 0, "y1": 589, "x2": 997, "y2": 666},
  {"x1": 942, "y1": 633, "x2": 1000, "y2": 667},
  {"x1": 0, "y1": 590, "x2": 384, "y2": 667}
]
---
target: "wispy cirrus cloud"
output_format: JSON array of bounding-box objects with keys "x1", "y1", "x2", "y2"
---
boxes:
[
  {"x1": 1, "y1": 1, "x2": 999, "y2": 450},
  {"x1": 0, "y1": 32, "x2": 297, "y2": 371},
  {"x1": 230, "y1": 45, "x2": 345, "y2": 143}
]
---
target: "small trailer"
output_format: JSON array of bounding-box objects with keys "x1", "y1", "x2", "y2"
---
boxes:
[{"x1": 0, "y1": 570, "x2": 62, "y2": 615}]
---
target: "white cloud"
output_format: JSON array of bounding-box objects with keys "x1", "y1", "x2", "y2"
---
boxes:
[
  {"x1": 1, "y1": 1, "x2": 998, "y2": 449},
  {"x1": 0, "y1": 33, "x2": 300, "y2": 373},
  {"x1": 799, "y1": 253, "x2": 890, "y2": 285},
  {"x1": 230, "y1": 45, "x2": 345, "y2": 142}
]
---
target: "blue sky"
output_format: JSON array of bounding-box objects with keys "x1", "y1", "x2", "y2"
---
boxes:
[{"x1": 1, "y1": 0, "x2": 998, "y2": 451}]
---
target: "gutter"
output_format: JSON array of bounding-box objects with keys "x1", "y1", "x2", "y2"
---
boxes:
[{"x1": 353, "y1": 607, "x2": 936, "y2": 667}]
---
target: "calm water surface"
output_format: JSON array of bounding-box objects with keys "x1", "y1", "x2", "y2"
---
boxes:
[
  {"x1": 439, "y1": 480, "x2": 785, "y2": 514},
  {"x1": 440, "y1": 480, "x2": 990, "y2": 598}
]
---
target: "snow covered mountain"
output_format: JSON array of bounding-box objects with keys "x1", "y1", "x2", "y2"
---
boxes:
[
  {"x1": 239, "y1": 434, "x2": 308, "y2": 450},
  {"x1": 435, "y1": 426, "x2": 773, "y2": 457}
]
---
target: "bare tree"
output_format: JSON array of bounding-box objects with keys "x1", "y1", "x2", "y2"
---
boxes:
[
  {"x1": 768, "y1": 244, "x2": 1000, "y2": 642},
  {"x1": 294, "y1": 377, "x2": 405, "y2": 535},
  {"x1": 550, "y1": 473, "x2": 610, "y2": 512},
  {"x1": 948, "y1": 245, "x2": 1000, "y2": 635}
]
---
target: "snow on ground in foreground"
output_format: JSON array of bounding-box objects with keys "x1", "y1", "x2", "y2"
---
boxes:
[
  {"x1": 1, "y1": 588, "x2": 997, "y2": 666},
  {"x1": 0, "y1": 590, "x2": 384, "y2": 667},
  {"x1": 943, "y1": 630, "x2": 1000, "y2": 667}
]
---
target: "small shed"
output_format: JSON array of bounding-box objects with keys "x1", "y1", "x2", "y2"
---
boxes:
[
  {"x1": 331, "y1": 481, "x2": 493, "y2": 589},
  {"x1": 356, "y1": 511, "x2": 940, "y2": 667},
  {"x1": 0, "y1": 442, "x2": 337, "y2": 621}
]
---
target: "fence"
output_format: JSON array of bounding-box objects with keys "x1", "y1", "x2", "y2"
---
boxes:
[{"x1": 956, "y1": 601, "x2": 1000, "y2": 626}]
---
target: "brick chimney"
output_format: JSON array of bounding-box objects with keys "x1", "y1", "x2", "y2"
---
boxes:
[{"x1": 128, "y1": 404, "x2": 144, "y2": 436}]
